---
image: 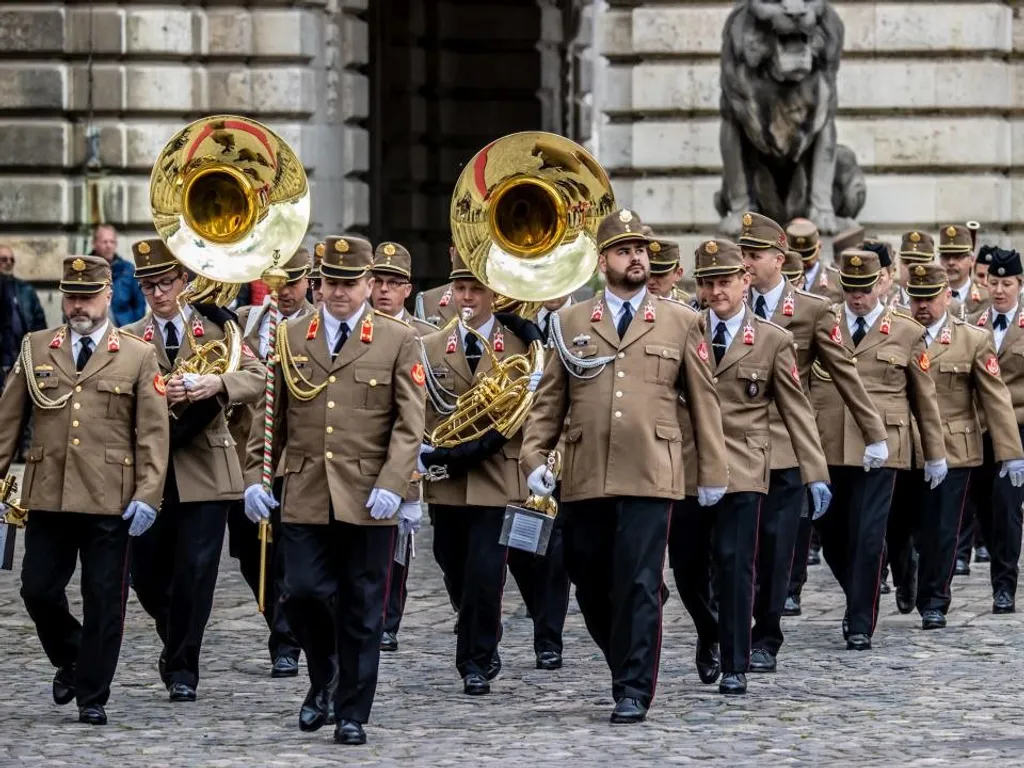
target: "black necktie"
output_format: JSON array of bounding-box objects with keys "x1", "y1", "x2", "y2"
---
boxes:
[
  {"x1": 76, "y1": 337, "x2": 93, "y2": 372},
  {"x1": 540, "y1": 313, "x2": 551, "y2": 343},
  {"x1": 994, "y1": 313, "x2": 1008, "y2": 331},
  {"x1": 712, "y1": 322, "x2": 728, "y2": 366},
  {"x1": 164, "y1": 322, "x2": 179, "y2": 359},
  {"x1": 951, "y1": 290, "x2": 960, "y2": 300},
  {"x1": 465, "y1": 333, "x2": 482, "y2": 374},
  {"x1": 331, "y1": 323, "x2": 349, "y2": 359},
  {"x1": 617, "y1": 303, "x2": 634, "y2": 339},
  {"x1": 852, "y1": 316, "x2": 868, "y2": 346},
  {"x1": 754, "y1": 295, "x2": 768, "y2": 319}
]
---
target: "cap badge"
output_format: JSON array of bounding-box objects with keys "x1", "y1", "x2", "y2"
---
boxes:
[
  {"x1": 335, "y1": 239, "x2": 349, "y2": 254},
  {"x1": 998, "y1": 266, "x2": 1006, "y2": 276},
  {"x1": 138, "y1": 242, "x2": 151, "y2": 255},
  {"x1": 618, "y1": 209, "x2": 633, "y2": 223},
  {"x1": 315, "y1": 242, "x2": 325, "y2": 257},
  {"x1": 383, "y1": 243, "x2": 396, "y2": 256},
  {"x1": 742, "y1": 213, "x2": 753, "y2": 227},
  {"x1": 649, "y1": 242, "x2": 661, "y2": 253},
  {"x1": 850, "y1": 255, "x2": 862, "y2": 267},
  {"x1": 705, "y1": 241, "x2": 718, "y2": 255},
  {"x1": 910, "y1": 231, "x2": 921, "y2": 243},
  {"x1": 914, "y1": 265, "x2": 926, "y2": 276},
  {"x1": 72, "y1": 258, "x2": 86, "y2": 272},
  {"x1": 797, "y1": 236, "x2": 805, "y2": 246},
  {"x1": 946, "y1": 226, "x2": 957, "y2": 238}
]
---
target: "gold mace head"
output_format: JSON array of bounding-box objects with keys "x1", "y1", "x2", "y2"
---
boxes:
[{"x1": 262, "y1": 265, "x2": 289, "y2": 293}]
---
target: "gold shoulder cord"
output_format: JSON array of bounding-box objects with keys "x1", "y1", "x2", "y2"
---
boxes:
[
  {"x1": 276, "y1": 320, "x2": 329, "y2": 402},
  {"x1": 20, "y1": 336, "x2": 73, "y2": 410}
]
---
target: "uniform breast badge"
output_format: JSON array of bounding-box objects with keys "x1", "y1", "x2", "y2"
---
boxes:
[
  {"x1": 438, "y1": 285, "x2": 452, "y2": 307},
  {"x1": 143, "y1": 321, "x2": 155, "y2": 342},
  {"x1": 643, "y1": 301, "x2": 656, "y2": 322},
  {"x1": 590, "y1": 301, "x2": 604, "y2": 323},
  {"x1": 191, "y1": 314, "x2": 205, "y2": 338},
  {"x1": 360, "y1": 314, "x2": 374, "y2": 344},
  {"x1": 49, "y1": 327, "x2": 66, "y2": 349},
  {"x1": 411, "y1": 362, "x2": 426, "y2": 386},
  {"x1": 971, "y1": 283, "x2": 982, "y2": 302},
  {"x1": 445, "y1": 330, "x2": 458, "y2": 354},
  {"x1": 939, "y1": 326, "x2": 952, "y2": 345},
  {"x1": 829, "y1": 323, "x2": 843, "y2": 345},
  {"x1": 572, "y1": 333, "x2": 591, "y2": 347},
  {"x1": 977, "y1": 313, "x2": 988, "y2": 327},
  {"x1": 493, "y1": 328, "x2": 505, "y2": 353},
  {"x1": 918, "y1": 352, "x2": 931, "y2": 372},
  {"x1": 1018, "y1": 309, "x2": 1024, "y2": 328},
  {"x1": 153, "y1": 373, "x2": 167, "y2": 395},
  {"x1": 985, "y1": 355, "x2": 1001, "y2": 376},
  {"x1": 697, "y1": 339, "x2": 709, "y2": 362},
  {"x1": 782, "y1": 293, "x2": 795, "y2": 317},
  {"x1": 746, "y1": 375, "x2": 760, "y2": 398},
  {"x1": 306, "y1": 313, "x2": 320, "y2": 340},
  {"x1": 879, "y1": 314, "x2": 892, "y2": 335},
  {"x1": 790, "y1": 363, "x2": 800, "y2": 383},
  {"x1": 107, "y1": 330, "x2": 120, "y2": 352},
  {"x1": 742, "y1": 322, "x2": 755, "y2": 345}
]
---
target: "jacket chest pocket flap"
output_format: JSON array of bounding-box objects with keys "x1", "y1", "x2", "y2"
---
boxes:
[
  {"x1": 736, "y1": 365, "x2": 770, "y2": 397},
  {"x1": 354, "y1": 365, "x2": 393, "y2": 409},
  {"x1": 938, "y1": 360, "x2": 970, "y2": 389},
  {"x1": 97, "y1": 378, "x2": 135, "y2": 419},
  {"x1": 654, "y1": 421, "x2": 683, "y2": 491},
  {"x1": 877, "y1": 349, "x2": 907, "y2": 383},
  {"x1": 644, "y1": 343, "x2": 680, "y2": 383}
]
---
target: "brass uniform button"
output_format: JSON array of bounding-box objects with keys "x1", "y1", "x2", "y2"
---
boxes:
[
  {"x1": 327, "y1": 401, "x2": 335, "y2": 408},
  {"x1": 326, "y1": 451, "x2": 334, "y2": 459},
  {"x1": 369, "y1": 379, "x2": 377, "y2": 387},
  {"x1": 73, "y1": 402, "x2": 81, "y2": 410},
  {"x1": 617, "y1": 352, "x2": 625, "y2": 359},
  {"x1": 72, "y1": 420, "x2": 79, "y2": 428},
  {"x1": 114, "y1": 386, "x2": 120, "y2": 394},
  {"x1": 615, "y1": 391, "x2": 623, "y2": 398},
  {"x1": 616, "y1": 371, "x2": 624, "y2": 378},
  {"x1": 72, "y1": 438, "x2": 80, "y2": 446},
  {"x1": 329, "y1": 375, "x2": 336, "y2": 383},
  {"x1": 614, "y1": 410, "x2": 622, "y2": 418},
  {"x1": 75, "y1": 385, "x2": 82, "y2": 393},
  {"x1": 326, "y1": 426, "x2": 334, "y2": 434}
]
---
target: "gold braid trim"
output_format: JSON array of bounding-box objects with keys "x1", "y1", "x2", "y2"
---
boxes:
[
  {"x1": 20, "y1": 335, "x2": 73, "y2": 410},
  {"x1": 276, "y1": 319, "x2": 329, "y2": 402}
]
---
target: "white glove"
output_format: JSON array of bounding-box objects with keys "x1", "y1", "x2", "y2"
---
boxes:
[
  {"x1": 417, "y1": 442, "x2": 431, "y2": 474},
  {"x1": 366, "y1": 487, "x2": 402, "y2": 520},
  {"x1": 243, "y1": 484, "x2": 278, "y2": 523},
  {"x1": 0, "y1": 502, "x2": 8, "y2": 518},
  {"x1": 697, "y1": 486, "x2": 727, "y2": 507},
  {"x1": 121, "y1": 500, "x2": 157, "y2": 537},
  {"x1": 527, "y1": 464, "x2": 556, "y2": 496},
  {"x1": 923, "y1": 458, "x2": 948, "y2": 490},
  {"x1": 862, "y1": 440, "x2": 889, "y2": 472},
  {"x1": 526, "y1": 370, "x2": 543, "y2": 393},
  {"x1": 809, "y1": 482, "x2": 832, "y2": 520},
  {"x1": 1000, "y1": 459, "x2": 1024, "y2": 488},
  {"x1": 398, "y1": 500, "x2": 423, "y2": 536}
]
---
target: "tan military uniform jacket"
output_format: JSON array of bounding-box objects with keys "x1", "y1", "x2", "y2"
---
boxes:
[
  {"x1": 969, "y1": 301, "x2": 1024, "y2": 422},
  {"x1": 913, "y1": 316, "x2": 1022, "y2": 468},
  {"x1": 807, "y1": 262, "x2": 843, "y2": 303},
  {"x1": 415, "y1": 282, "x2": 457, "y2": 326},
  {"x1": 244, "y1": 305, "x2": 425, "y2": 525},
  {"x1": 756, "y1": 286, "x2": 887, "y2": 471},
  {"x1": 397, "y1": 309, "x2": 436, "y2": 501},
  {"x1": 227, "y1": 300, "x2": 315, "y2": 472},
  {"x1": 809, "y1": 306, "x2": 945, "y2": 468},
  {"x1": 520, "y1": 294, "x2": 729, "y2": 502},
  {"x1": 888, "y1": 285, "x2": 967, "y2": 321},
  {"x1": 0, "y1": 325, "x2": 169, "y2": 515},
  {"x1": 950, "y1": 280, "x2": 989, "y2": 316},
  {"x1": 421, "y1": 318, "x2": 528, "y2": 507},
  {"x1": 705, "y1": 309, "x2": 828, "y2": 493},
  {"x1": 124, "y1": 310, "x2": 264, "y2": 503}
]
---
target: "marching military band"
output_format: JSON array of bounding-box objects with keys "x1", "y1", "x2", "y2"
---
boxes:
[{"x1": 4, "y1": 202, "x2": 1024, "y2": 740}]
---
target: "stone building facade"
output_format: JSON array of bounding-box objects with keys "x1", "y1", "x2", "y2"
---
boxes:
[{"x1": 0, "y1": 1, "x2": 1018, "y2": 321}]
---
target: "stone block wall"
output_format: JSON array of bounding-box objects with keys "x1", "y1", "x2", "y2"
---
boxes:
[
  {"x1": 595, "y1": 1, "x2": 1020, "y2": 265},
  {"x1": 0, "y1": 0, "x2": 369, "y2": 323}
]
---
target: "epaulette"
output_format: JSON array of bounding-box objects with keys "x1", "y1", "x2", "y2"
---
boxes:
[
  {"x1": 892, "y1": 310, "x2": 924, "y2": 329},
  {"x1": 657, "y1": 294, "x2": 699, "y2": 314},
  {"x1": 826, "y1": 264, "x2": 840, "y2": 274},
  {"x1": 118, "y1": 330, "x2": 147, "y2": 343},
  {"x1": 811, "y1": 359, "x2": 832, "y2": 382},
  {"x1": 794, "y1": 287, "x2": 830, "y2": 304},
  {"x1": 752, "y1": 314, "x2": 789, "y2": 334},
  {"x1": 373, "y1": 309, "x2": 411, "y2": 328}
]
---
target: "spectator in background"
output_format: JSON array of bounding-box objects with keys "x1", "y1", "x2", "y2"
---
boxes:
[
  {"x1": 90, "y1": 224, "x2": 146, "y2": 326},
  {"x1": 0, "y1": 245, "x2": 47, "y2": 334},
  {"x1": 0, "y1": 272, "x2": 22, "y2": 393}
]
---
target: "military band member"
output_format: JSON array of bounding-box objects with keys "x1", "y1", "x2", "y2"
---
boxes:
[
  {"x1": 417, "y1": 251, "x2": 534, "y2": 695},
  {"x1": 243, "y1": 235, "x2": 424, "y2": 745},
  {"x1": 939, "y1": 224, "x2": 989, "y2": 314},
  {"x1": 370, "y1": 241, "x2": 435, "y2": 652},
  {"x1": 520, "y1": 209, "x2": 729, "y2": 723},
  {"x1": 808, "y1": 249, "x2": 947, "y2": 650},
  {"x1": 124, "y1": 240, "x2": 264, "y2": 702},
  {"x1": 414, "y1": 245, "x2": 460, "y2": 325},
  {"x1": 782, "y1": 250, "x2": 804, "y2": 287},
  {"x1": 902, "y1": 263, "x2": 1024, "y2": 628},
  {"x1": 786, "y1": 218, "x2": 842, "y2": 302},
  {"x1": 0, "y1": 256, "x2": 169, "y2": 725},
  {"x1": 645, "y1": 237, "x2": 690, "y2": 303},
  {"x1": 892, "y1": 230, "x2": 935, "y2": 308},
  {"x1": 227, "y1": 248, "x2": 314, "y2": 677},
  {"x1": 739, "y1": 214, "x2": 887, "y2": 673},
  {"x1": 967, "y1": 248, "x2": 1024, "y2": 613},
  {"x1": 309, "y1": 242, "x2": 324, "y2": 307},
  {"x1": 974, "y1": 244, "x2": 994, "y2": 286},
  {"x1": 535, "y1": 294, "x2": 572, "y2": 344}
]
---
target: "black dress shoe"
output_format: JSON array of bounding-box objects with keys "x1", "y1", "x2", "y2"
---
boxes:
[
  {"x1": 271, "y1": 654, "x2": 299, "y2": 678},
  {"x1": 879, "y1": 579, "x2": 891, "y2": 595},
  {"x1": 975, "y1": 546, "x2": 991, "y2": 563},
  {"x1": 921, "y1": 609, "x2": 946, "y2": 630},
  {"x1": 609, "y1": 697, "x2": 647, "y2": 724},
  {"x1": 463, "y1": 673, "x2": 490, "y2": 695},
  {"x1": 748, "y1": 648, "x2": 776, "y2": 673},
  {"x1": 52, "y1": 666, "x2": 75, "y2": 706},
  {"x1": 486, "y1": 651, "x2": 501, "y2": 681},
  {"x1": 660, "y1": 582, "x2": 670, "y2": 606},
  {"x1": 78, "y1": 705, "x2": 107, "y2": 725},
  {"x1": 842, "y1": 611, "x2": 850, "y2": 641},
  {"x1": 806, "y1": 547, "x2": 821, "y2": 566},
  {"x1": 158, "y1": 649, "x2": 169, "y2": 686},
  {"x1": 846, "y1": 633, "x2": 871, "y2": 651},
  {"x1": 782, "y1": 594, "x2": 801, "y2": 616},
  {"x1": 536, "y1": 650, "x2": 562, "y2": 670},
  {"x1": 168, "y1": 682, "x2": 197, "y2": 702},
  {"x1": 895, "y1": 587, "x2": 915, "y2": 614},
  {"x1": 695, "y1": 642, "x2": 721, "y2": 684},
  {"x1": 334, "y1": 719, "x2": 366, "y2": 745},
  {"x1": 379, "y1": 631, "x2": 399, "y2": 652},
  {"x1": 299, "y1": 686, "x2": 329, "y2": 732},
  {"x1": 954, "y1": 559, "x2": 970, "y2": 577},
  {"x1": 993, "y1": 591, "x2": 1016, "y2": 614},
  {"x1": 718, "y1": 672, "x2": 747, "y2": 695}
]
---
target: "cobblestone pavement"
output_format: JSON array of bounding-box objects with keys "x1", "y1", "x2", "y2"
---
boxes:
[{"x1": 2, "y1": 481, "x2": 1024, "y2": 766}]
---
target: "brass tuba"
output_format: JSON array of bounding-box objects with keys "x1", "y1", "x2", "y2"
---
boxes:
[
  {"x1": 149, "y1": 115, "x2": 310, "y2": 378},
  {"x1": 426, "y1": 132, "x2": 614, "y2": 448}
]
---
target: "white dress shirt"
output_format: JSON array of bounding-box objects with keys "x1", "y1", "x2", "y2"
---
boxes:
[
  {"x1": 751, "y1": 278, "x2": 786, "y2": 318},
  {"x1": 536, "y1": 296, "x2": 572, "y2": 334},
  {"x1": 804, "y1": 261, "x2": 822, "y2": 288},
  {"x1": 924, "y1": 314, "x2": 948, "y2": 347},
  {"x1": 70, "y1": 321, "x2": 109, "y2": 367},
  {"x1": 708, "y1": 307, "x2": 745, "y2": 353},
  {"x1": 258, "y1": 306, "x2": 304, "y2": 358},
  {"x1": 604, "y1": 287, "x2": 647, "y2": 330},
  {"x1": 322, "y1": 303, "x2": 366, "y2": 353},
  {"x1": 990, "y1": 307, "x2": 1014, "y2": 352},
  {"x1": 949, "y1": 278, "x2": 972, "y2": 302},
  {"x1": 845, "y1": 300, "x2": 885, "y2": 340},
  {"x1": 459, "y1": 315, "x2": 495, "y2": 350},
  {"x1": 155, "y1": 312, "x2": 186, "y2": 349}
]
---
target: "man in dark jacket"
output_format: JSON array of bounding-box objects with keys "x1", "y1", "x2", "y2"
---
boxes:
[{"x1": 90, "y1": 225, "x2": 146, "y2": 327}]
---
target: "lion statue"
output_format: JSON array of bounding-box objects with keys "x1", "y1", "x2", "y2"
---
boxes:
[{"x1": 715, "y1": 0, "x2": 865, "y2": 236}]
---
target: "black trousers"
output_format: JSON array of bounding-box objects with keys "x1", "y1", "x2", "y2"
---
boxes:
[
  {"x1": 885, "y1": 469, "x2": 921, "y2": 590},
  {"x1": 788, "y1": 512, "x2": 813, "y2": 599},
  {"x1": 431, "y1": 504, "x2": 508, "y2": 678},
  {"x1": 752, "y1": 468, "x2": 804, "y2": 656},
  {"x1": 671, "y1": 492, "x2": 761, "y2": 674},
  {"x1": 956, "y1": 499, "x2": 984, "y2": 563},
  {"x1": 21, "y1": 511, "x2": 131, "y2": 708},
  {"x1": 971, "y1": 429, "x2": 1024, "y2": 597},
  {"x1": 816, "y1": 466, "x2": 896, "y2": 637},
  {"x1": 916, "y1": 467, "x2": 972, "y2": 614},
  {"x1": 227, "y1": 477, "x2": 299, "y2": 661},
  {"x1": 564, "y1": 496, "x2": 670, "y2": 707},
  {"x1": 131, "y1": 471, "x2": 228, "y2": 688},
  {"x1": 506, "y1": 513, "x2": 570, "y2": 655},
  {"x1": 280, "y1": 516, "x2": 395, "y2": 723},
  {"x1": 383, "y1": 536, "x2": 413, "y2": 635}
]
